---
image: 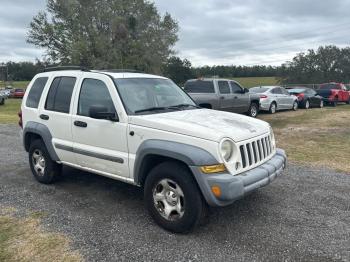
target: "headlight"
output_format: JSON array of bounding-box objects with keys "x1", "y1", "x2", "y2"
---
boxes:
[{"x1": 220, "y1": 139, "x2": 234, "y2": 161}]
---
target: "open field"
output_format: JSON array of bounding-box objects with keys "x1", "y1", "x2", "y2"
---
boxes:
[
  {"x1": 232, "y1": 76, "x2": 279, "y2": 88},
  {"x1": 0, "y1": 99, "x2": 21, "y2": 124},
  {"x1": 0, "y1": 81, "x2": 30, "y2": 89},
  {"x1": 1, "y1": 77, "x2": 279, "y2": 90},
  {"x1": 260, "y1": 105, "x2": 350, "y2": 173}
]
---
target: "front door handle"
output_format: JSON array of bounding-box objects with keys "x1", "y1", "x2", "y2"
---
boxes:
[
  {"x1": 220, "y1": 96, "x2": 225, "y2": 100},
  {"x1": 234, "y1": 96, "x2": 238, "y2": 99},
  {"x1": 40, "y1": 114, "x2": 49, "y2": 120},
  {"x1": 74, "y1": 121, "x2": 87, "y2": 128}
]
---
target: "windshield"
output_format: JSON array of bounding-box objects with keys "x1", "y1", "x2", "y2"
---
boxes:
[
  {"x1": 249, "y1": 87, "x2": 269, "y2": 93},
  {"x1": 114, "y1": 78, "x2": 197, "y2": 115},
  {"x1": 288, "y1": 88, "x2": 306, "y2": 93}
]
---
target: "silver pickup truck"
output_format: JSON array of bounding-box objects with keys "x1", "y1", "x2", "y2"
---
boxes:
[{"x1": 184, "y1": 78, "x2": 260, "y2": 117}]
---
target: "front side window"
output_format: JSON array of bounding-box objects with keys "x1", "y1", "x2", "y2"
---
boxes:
[
  {"x1": 114, "y1": 78, "x2": 196, "y2": 114},
  {"x1": 218, "y1": 81, "x2": 230, "y2": 94},
  {"x1": 45, "y1": 77, "x2": 76, "y2": 113},
  {"x1": 26, "y1": 77, "x2": 48, "y2": 108},
  {"x1": 230, "y1": 82, "x2": 243, "y2": 93},
  {"x1": 78, "y1": 79, "x2": 115, "y2": 117}
]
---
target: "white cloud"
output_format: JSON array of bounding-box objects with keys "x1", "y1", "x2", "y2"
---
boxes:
[{"x1": 1, "y1": 0, "x2": 350, "y2": 66}]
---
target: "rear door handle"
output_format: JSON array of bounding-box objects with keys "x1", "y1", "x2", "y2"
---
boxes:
[
  {"x1": 234, "y1": 96, "x2": 238, "y2": 99},
  {"x1": 74, "y1": 121, "x2": 87, "y2": 128},
  {"x1": 220, "y1": 96, "x2": 225, "y2": 99},
  {"x1": 40, "y1": 114, "x2": 49, "y2": 120}
]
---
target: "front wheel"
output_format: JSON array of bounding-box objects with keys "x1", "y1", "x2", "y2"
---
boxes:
[
  {"x1": 247, "y1": 103, "x2": 258, "y2": 117},
  {"x1": 304, "y1": 100, "x2": 310, "y2": 109},
  {"x1": 144, "y1": 161, "x2": 206, "y2": 233},
  {"x1": 0, "y1": 98, "x2": 4, "y2": 105},
  {"x1": 292, "y1": 101, "x2": 298, "y2": 111}
]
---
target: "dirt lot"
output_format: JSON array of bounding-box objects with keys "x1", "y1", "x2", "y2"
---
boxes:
[{"x1": 0, "y1": 123, "x2": 349, "y2": 261}]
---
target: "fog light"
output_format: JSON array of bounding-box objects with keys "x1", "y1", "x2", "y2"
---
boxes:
[
  {"x1": 211, "y1": 186, "x2": 221, "y2": 197},
  {"x1": 200, "y1": 164, "x2": 226, "y2": 174}
]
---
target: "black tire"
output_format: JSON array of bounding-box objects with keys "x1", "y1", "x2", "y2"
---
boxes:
[
  {"x1": 319, "y1": 100, "x2": 324, "y2": 108},
  {"x1": 303, "y1": 99, "x2": 310, "y2": 109},
  {"x1": 29, "y1": 139, "x2": 61, "y2": 184},
  {"x1": 269, "y1": 102, "x2": 277, "y2": 114},
  {"x1": 346, "y1": 98, "x2": 350, "y2": 105},
  {"x1": 0, "y1": 98, "x2": 4, "y2": 105},
  {"x1": 292, "y1": 100, "x2": 298, "y2": 111},
  {"x1": 144, "y1": 161, "x2": 206, "y2": 233},
  {"x1": 247, "y1": 103, "x2": 259, "y2": 117},
  {"x1": 332, "y1": 97, "x2": 338, "y2": 107}
]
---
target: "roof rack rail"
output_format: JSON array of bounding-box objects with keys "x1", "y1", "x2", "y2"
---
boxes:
[
  {"x1": 43, "y1": 66, "x2": 90, "y2": 72},
  {"x1": 98, "y1": 69, "x2": 144, "y2": 73}
]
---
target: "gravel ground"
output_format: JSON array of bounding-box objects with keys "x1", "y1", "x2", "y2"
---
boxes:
[{"x1": 0, "y1": 124, "x2": 349, "y2": 262}]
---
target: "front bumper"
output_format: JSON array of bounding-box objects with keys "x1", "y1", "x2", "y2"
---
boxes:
[{"x1": 191, "y1": 148, "x2": 287, "y2": 207}]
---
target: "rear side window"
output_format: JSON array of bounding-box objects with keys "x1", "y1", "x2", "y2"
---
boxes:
[
  {"x1": 218, "y1": 81, "x2": 230, "y2": 94},
  {"x1": 26, "y1": 77, "x2": 48, "y2": 108},
  {"x1": 45, "y1": 77, "x2": 76, "y2": 113},
  {"x1": 271, "y1": 88, "x2": 282, "y2": 94},
  {"x1": 184, "y1": 80, "x2": 215, "y2": 93},
  {"x1": 78, "y1": 79, "x2": 115, "y2": 117}
]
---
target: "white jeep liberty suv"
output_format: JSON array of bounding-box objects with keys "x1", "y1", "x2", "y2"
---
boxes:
[{"x1": 20, "y1": 67, "x2": 287, "y2": 233}]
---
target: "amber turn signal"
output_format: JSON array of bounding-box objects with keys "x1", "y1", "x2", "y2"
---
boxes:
[
  {"x1": 211, "y1": 186, "x2": 222, "y2": 197},
  {"x1": 200, "y1": 164, "x2": 227, "y2": 174}
]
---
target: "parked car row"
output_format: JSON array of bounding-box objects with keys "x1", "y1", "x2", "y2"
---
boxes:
[
  {"x1": 183, "y1": 79, "x2": 350, "y2": 117},
  {"x1": 0, "y1": 87, "x2": 25, "y2": 104}
]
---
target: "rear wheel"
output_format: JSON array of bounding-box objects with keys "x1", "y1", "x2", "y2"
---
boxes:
[
  {"x1": 144, "y1": 161, "x2": 206, "y2": 233},
  {"x1": 332, "y1": 97, "x2": 338, "y2": 107},
  {"x1": 247, "y1": 103, "x2": 258, "y2": 117},
  {"x1": 269, "y1": 102, "x2": 277, "y2": 114},
  {"x1": 292, "y1": 101, "x2": 298, "y2": 111},
  {"x1": 319, "y1": 100, "x2": 324, "y2": 108},
  {"x1": 29, "y1": 139, "x2": 61, "y2": 184}
]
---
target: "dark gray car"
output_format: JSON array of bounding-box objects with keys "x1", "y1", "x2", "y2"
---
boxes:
[{"x1": 184, "y1": 79, "x2": 260, "y2": 117}]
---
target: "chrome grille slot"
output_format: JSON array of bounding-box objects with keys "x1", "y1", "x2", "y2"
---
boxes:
[{"x1": 238, "y1": 134, "x2": 274, "y2": 172}]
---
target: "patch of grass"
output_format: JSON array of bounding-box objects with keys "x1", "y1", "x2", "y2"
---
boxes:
[
  {"x1": 232, "y1": 77, "x2": 279, "y2": 88},
  {"x1": 0, "y1": 99, "x2": 22, "y2": 124},
  {"x1": 259, "y1": 105, "x2": 350, "y2": 173},
  {"x1": 0, "y1": 81, "x2": 30, "y2": 89},
  {"x1": 0, "y1": 209, "x2": 82, "y2": 262}
]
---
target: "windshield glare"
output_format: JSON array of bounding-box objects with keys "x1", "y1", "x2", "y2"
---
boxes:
[{"x1": 114, "y1": 78, "x2": 196, "y2": 114}]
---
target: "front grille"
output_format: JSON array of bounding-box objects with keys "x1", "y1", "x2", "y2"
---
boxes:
[{"x1": 239, "y1": 134, "x2": 273, "y2": 169}]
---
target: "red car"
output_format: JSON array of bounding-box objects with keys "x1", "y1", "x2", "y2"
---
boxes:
[
  {"x1": 10, "y1": 88, "x2": 25, "y2": 98},
  {"x1": 316, "y1": 82, "x2": 350, "y2": 106}
]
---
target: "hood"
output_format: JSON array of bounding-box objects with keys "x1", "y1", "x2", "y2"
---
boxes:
[{"x1": 129, "y1": 109, "x2": 270, "y2": 142}]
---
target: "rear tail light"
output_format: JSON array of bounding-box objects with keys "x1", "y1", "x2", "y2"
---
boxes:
[
  {"x1": 297, "y1": 93, "x2": 304, "y2": 100},
  {"x1": 18, "y1": 110, "x2": 23, "y2": 129},
  {"x1": 260, "y1": 95, "x2": 268, "y2": 99}
]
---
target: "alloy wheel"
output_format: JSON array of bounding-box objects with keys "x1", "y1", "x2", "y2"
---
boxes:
[
  {"x1": 152, "y1": 179, "x2": 185, "y2": 221},
  {"x1": 32, "y1": 149, "x2": 46, "y2": 176}
]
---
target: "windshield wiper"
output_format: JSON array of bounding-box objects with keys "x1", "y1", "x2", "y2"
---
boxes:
[
  {"x1": 134, "y1": 106, "x2": 182, "y2": 114},
  {"x1": 169, "y1": 104, "x2": 201, "y2": 109}
]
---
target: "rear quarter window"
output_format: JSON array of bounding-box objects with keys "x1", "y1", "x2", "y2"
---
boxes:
[
  {"x1": 184, "y1": 80, "x2": 215, "y2": 93},
  {"x1": 45, "y1": 77, "x2": 76, "y2": 113},
  {"x1": 26, "y1": 77, "x2": 48, "y2": 108}
]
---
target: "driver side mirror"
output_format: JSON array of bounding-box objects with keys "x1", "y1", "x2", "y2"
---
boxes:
[
  {"x1": 243, "y1": 88, "x2": 249, "y2": 93},
  {"x1": 89, "y1": 105, "x2": 119, "y2": 122}
]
